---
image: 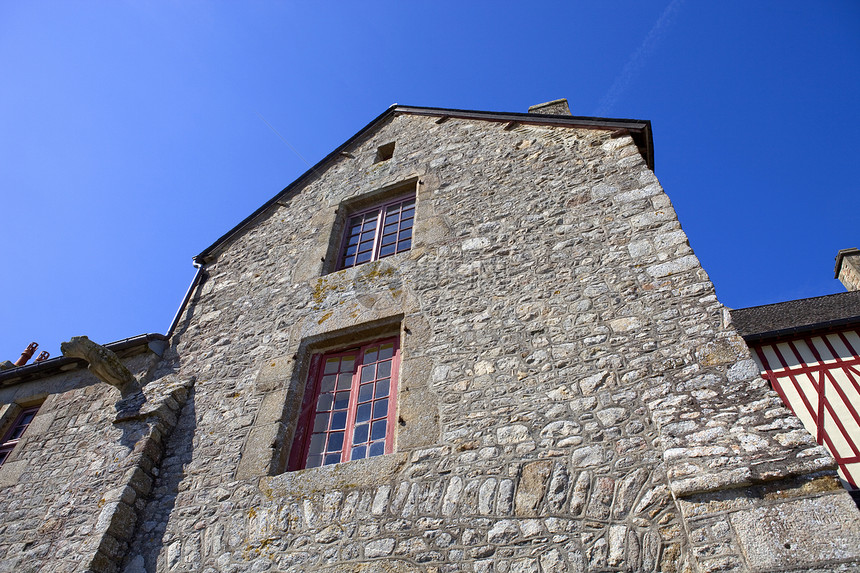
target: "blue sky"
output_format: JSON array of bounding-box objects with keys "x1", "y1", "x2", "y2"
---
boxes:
[{"x1": 1, "y1": 1, "x2": 858, "y2": 362}]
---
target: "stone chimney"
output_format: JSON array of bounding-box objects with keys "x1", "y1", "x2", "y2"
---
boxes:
[
  {"x1": 528, "y1": 98, "x2": 572, "y2": 116},
  {"x1": 835, "y1": 248, "x2": 860, "y2": 291}
]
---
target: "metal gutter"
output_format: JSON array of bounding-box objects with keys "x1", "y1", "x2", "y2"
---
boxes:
[
  {"x1": 0, "y1": 333, "x2": 168, "y2": 386},
  {"x1": 167, "y1": 263, "x2": 206, "y2": 338},
  {"x1": 193, "y1": 104, "x2": 655, "y2": 265}
]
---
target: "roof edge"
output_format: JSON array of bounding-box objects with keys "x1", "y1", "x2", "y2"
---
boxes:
[
  {"x1": 737, "y1": 315, "x2": 860, "y2": 344},
  {"x1": 731, "y1": 290, "x2": 859, "y2": 313},
  {"x1": 0, "y1": 333, "x2": 168, "y2": 386},
  {"x1": 193, "y1": 104, "x2": 654, "y2": 264}
]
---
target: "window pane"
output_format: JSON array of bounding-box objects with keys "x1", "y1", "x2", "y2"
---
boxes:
[
  {"x1": 358, "y1": 239, "x2": 375, "y2": 253},
  {"x1": 377, "y1": 360, "x2": 391, "y2": 378},
  {"x1": 360, "y1": 365, "x2": 375, "y2": 383},
  {"x1": 351, "y1": 446, "x2": 366, "y2": 460},
  {"x1": 371, "y1": 420, "x2": 387, "y2": 441},
  {"x1": 356, "y1": 403, "x2": 371, "y2": 423},
  {"x1": 365, "y1": 347, "x2": 378, "y2": 363},
  {"x1": 379, "y1": 343, "x2": 394, "y2": 360},
  {"x1": 308, "y1": 433, "x2": 326, "y2": 455},
  {"x1": 313, "y1": 413, "x2": 329, "y2": 432},
  {"x1": 353, "y1": 423, "x2": 369, "y2": 444},
  {"x1": 383, "y1": 222, "x2": 399, "y2": 235},
  {"x1": 341, "y1": 356, "x2": 355, "y2": 372},
  {"x1": 324, "y1": 358, "x2": 340, "y2": 374},
  {"x1": 356, "y1": 251, "x2": 372, "y2": 264},
  {"x1": 334, "y1": 394, "x2": 350, "y2": 410},
  {"x1": 401, "y1": 207, "x2": 414, "y2": 219},
  {"x1": 306, "y1": 454, "x2": 322, "y2": 468},
  {"x1": 316, "y1": 394, "x2": 333, "y2": 411},
  {"x1": 375, "y1": 379, "x2": 390, "y2": 399},
  {"x1": 324, "y1": 453, "x2": 341, "y2": 466},
  {"x1": 399, "y1": 217, "x2": 413, "y2": 230},
  {"x1": 320, "y1": 375, "x2": 336, "y2": 393},
  {"x1": 369, "y1": 441, "x2": 385, "y2": 457},
  {"x1": 379, "y1": 244, "x2": 396, "y2": 257},
  {"x1": 358, "y1": 384, "x2": 373, "y2": 403},
  {"x1": 337, "y1": 372, "x2": 352, "y2": 390},
  {"x1": 398, "y1": 238, "x2": 411, "y2": 251},
  {"x1": 380, "y1": 232, "x2": 396, "y2": 246},
  {"x1": 328, "y1": 432, "x2": 344, "y2": 452},
  {"x1": 344, "y1": 244, "x2": 357, "y2": 257},
  {"x1": 373, "y1": 399, "x2": 389, "y2": 419},
  {"x1": 343, "y1": 255, "x2": 355, "y2": 267},
  {"x1": 384, "y1": 212, "x2": 400, "y2": 225},
  {"x1": 331, "y1": 410, "x2": 347, "y2": 431},
  {"x1": 398, "y1": 229, "x2": 412, "y2": 241}
]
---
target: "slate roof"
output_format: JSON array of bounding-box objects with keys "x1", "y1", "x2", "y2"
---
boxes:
[{"x1": 731, "y1": 291, "x2": 860, "y2": 342}]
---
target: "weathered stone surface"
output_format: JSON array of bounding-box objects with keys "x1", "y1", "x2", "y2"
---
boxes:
[
  {"x1": 515, "y1": 460, "x2": 552, "y2": 516},
  {"x1": 1, "y1": 105, "x2": 857, "y2": 573},
  {"x1": 731, "y1": 494, "x2": 860, "y2": 571},
  {"x1": 60, "y1": 336, "x2": 141, "y2": 399}
]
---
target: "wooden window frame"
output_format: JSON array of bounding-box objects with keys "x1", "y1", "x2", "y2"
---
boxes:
[
  {"x1": 288, "y1": 337, "x2": 400, "y2": 470},
  {"x1": 337, "y1": 194, "x2": 415, "y2": 270},
  {"x1": 0, "y1": 406, "x2": 39, "y2": 467}
]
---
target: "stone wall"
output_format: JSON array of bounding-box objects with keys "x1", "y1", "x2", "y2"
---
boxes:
[
  {"x1": 0, "y1": 348, "x2": 191, "y2": 573},
  {"x1": 1, "y1": 109, "x2": 858, "y2": 573},
  {"x1": 123, "y1": 112, "x2": 859, "y2": 572}
]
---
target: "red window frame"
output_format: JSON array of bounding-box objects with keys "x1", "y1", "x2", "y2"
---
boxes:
[
  {"x1": 289, "y1": 337, "x2": 400, "y2": 470},
  {"x1": 0, "y1": 406, "x2": 39, "y2": 467},
  {"x1": 337, "y1": 194, "x2": 415, "y2": 270}
]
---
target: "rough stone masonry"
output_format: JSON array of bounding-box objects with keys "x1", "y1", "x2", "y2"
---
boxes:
[{"x1": 0, "y1": 101, "x2": 858, "y2": 573}]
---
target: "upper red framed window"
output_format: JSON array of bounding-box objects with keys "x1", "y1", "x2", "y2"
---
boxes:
[
  {"x1": 338, "y1": 195, "x2": 415, "y2": 269},
  {"x1": 0, "y1": 406, "x2": 39, "y2": 467},
  {"x1": 290, "y1": 338, "x2": 400, "y2": 470}
]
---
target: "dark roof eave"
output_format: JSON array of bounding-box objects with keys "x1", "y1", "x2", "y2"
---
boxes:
[
  {"x1": 0, "y1": 333, "x2": 168, "y2": 386},
  {"x1": 738, "y1": 315, "x2": 860, "y2": 344},
  {"x1": 730, "y1": 290, "x2": 860, "y2": 342},
  {"x1": 193, "y1": 104, "x2": 654, "y2": 264}
]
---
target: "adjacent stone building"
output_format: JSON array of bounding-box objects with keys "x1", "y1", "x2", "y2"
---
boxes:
[{"x1": 1, "y1": 100, "x2": 858, "y2": 572}]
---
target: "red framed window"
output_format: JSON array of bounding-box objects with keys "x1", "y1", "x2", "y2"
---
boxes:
[
  {"x1": 0, "y1": 406, "x2": 39, "y2": 467},
  {"x1": 290, "y1": 338, "x2": 400, "y2": 470},
  {"x1": 338, "y1": 195, "x2": 415, "y2": 269}
]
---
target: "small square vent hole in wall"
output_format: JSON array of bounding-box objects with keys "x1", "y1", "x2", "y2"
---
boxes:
[{"x1": 375, "y1": 142, "x2": 395, "y2": 163}]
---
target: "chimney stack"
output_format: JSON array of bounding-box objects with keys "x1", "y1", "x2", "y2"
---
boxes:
[
  {"x1": 14, "y1": 342, "x2": 38, "y2": 367},
  {"x1": 835, "y1": 248, "x2": 860, "y2": 292},
  {"x1": 528, "y1": 98, "x2": 572, "y2": 116}
]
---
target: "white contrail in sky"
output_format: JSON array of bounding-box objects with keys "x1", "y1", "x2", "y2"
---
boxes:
[{"x1": 594, "y1": 0, "x2": 685, "y2": 117}]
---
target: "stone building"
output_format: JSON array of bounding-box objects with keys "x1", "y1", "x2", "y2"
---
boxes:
[{"x1": 0, "y1": 100, "x2": 858, "y2": 573}]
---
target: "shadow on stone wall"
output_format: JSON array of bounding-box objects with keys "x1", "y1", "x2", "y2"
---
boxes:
[{"x1": 124, "y1": 387, "x2": 197, "y2": 573}]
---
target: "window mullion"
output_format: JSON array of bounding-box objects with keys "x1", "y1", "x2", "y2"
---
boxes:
[
  {"x1": 297, "y1": 354, "x2": 325, "y2": 469},
  {"x1": 371, "y1": 207, "x2": 384, "y2": 262},
  {"x1": 384, "y1": 342, "x2": 400, "y2": 455},
  {"x1": 342, "y1": 346, "x2": 365, "y2": 462}
]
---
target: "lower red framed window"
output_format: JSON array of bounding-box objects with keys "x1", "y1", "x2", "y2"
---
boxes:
[
  {"x1": 0, "y1": 406, "x2": 39, "y2": 467},
  {"x1": 290, "y1": 338, "x2": 400, "y2": 470}
]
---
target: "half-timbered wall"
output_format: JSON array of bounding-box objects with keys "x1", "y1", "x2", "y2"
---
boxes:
[{"x1": 752, "y1": 329, "x2": 860, "y2": 490}]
